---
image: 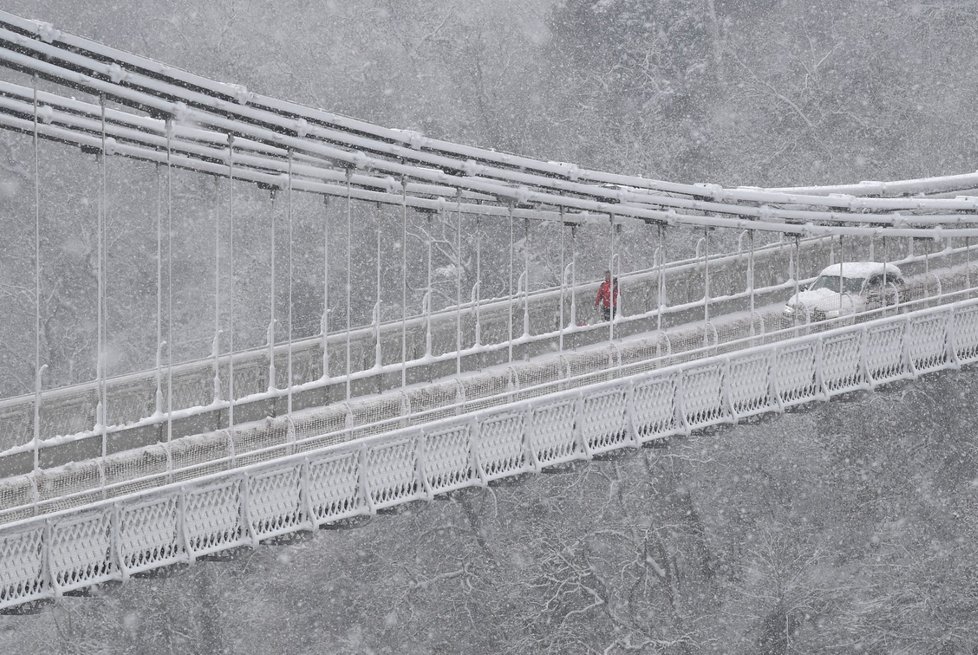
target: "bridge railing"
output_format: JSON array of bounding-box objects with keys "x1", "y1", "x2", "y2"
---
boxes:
[
  {"x1": 1, "y1": 235, "x2": 972, "y2": 477},
  {"x1": 2, "y1": 277, "x2": 977, "y2": 609},
  {"x1": 0, "y1": 234, "x2": 811, "y2": 451},
  {"x1": 5, "y1": 260, "x2": 972, "y2": 521}
]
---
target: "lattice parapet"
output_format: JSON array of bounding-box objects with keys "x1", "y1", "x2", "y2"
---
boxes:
[
  {"x1": 247, "y1": 465, "x2": 307, "y2": 539},
  {"x1": 681, "y1": 364, "x2": 727, "y2": 429},
  {"x1": 530, "y1": 399, "x2": 580, "y2": 466},
  {"x1": 118, "y1": 496, "x2": 183, "y2": 576},
  {"x1": 864, "y1": 323, "x2": 907, "y2": 384},
  {"x1": 775, "y1": 343, "x2": 819, "y2": 406},
  {"x1": 630, "y1": 375, "x2": 681, "y2": 442},
  {"x1": 821, "y1": 332, "x2": 864, "y2": 393},
  {"x1": 726, "y1": 353, "x2": 774, "y2": 418},
  {"x1": 908, "y1": 314, "x2": 948, "y2": 372},
  {"x1": 952, "y1": 306, "x2": 978, "y2": 363},
  {"x1": 306, "y1": 451, "x2": 364, "y2": 523},
  {"x1": 581, "y1": 388, "x2": 630, "y2": 454},
  {"x1": 183, "y1": 479, "x2": 248, "y2": 557},
  {"x1": 422, "y1": 426, "x2": 477, "y2": 493},
  {"x1": 49, "y1": 511, "x2": 115, "y2": 594},
  {"x1": 365, "y1": 439, "x2": 422, "y2": 509},
  {"x1": 0, "y1": 526, "x2": 46, "y2": 607},
  {"x1": 477, "y1": 414, "x2": 528, "y2": 480}
]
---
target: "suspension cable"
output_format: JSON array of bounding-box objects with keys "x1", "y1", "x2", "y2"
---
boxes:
[
  {"x1": 97, "y1": 92, "x2": 107, "y2": 458},
  {"x1": 345, "y1": 169, "x2": 352, "y2": 400},
  {"x1": 400, "y1": 175, "x2": 407, "y2": 389},
  {"x1": 322, "y1": 196, "x2": 330, "y2": 381},
  {"x1": 287, "y1": 147, "x2": 294, "y2": 416},
  {"x1": 558, "y1": 207, "x2": 565, "y2": 353},
  {"x1": 227, "y1": 135, "x2": 235, "y2": 436},
  {"x1": 165, "y1": 118, "x2": 174, "y2": 456},
  {"x1": 31, "y1": 73, "x2": 41, "y2": 472},
  {"x1": 456, "y1": 192, "x2": 463, "y2": 376},
  {"x1": 508, "y1": 204, "x2": 515, "y2": 365}
]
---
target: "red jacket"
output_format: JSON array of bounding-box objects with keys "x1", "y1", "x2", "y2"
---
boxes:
[{"x1": 594, "y1": 280, "x2": 618, "y2": 309}]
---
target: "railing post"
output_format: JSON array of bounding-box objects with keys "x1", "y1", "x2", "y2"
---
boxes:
[
  {"x1": 858, "y1": 327, "x2": 873, "y2": 389},
  {"x1": 815, "y1": 337, "x2": 829, "y2": 400},
  {"x1": 416, "y1": 432, "x2": 434, "y2": 501},
  {"x1": 721, "y1": 358, "x2": 737, "y2": 423},
  {"x1": 179, "y1": 487, "x2": 194, "y2": 564},
  {"x1": 300, "y1": 458, "x2": 316, "y2": 530},
  {"x1": 625, "y1": 380, "x2": 641, "y2": 447},
  {"x1": 44, "y1": 519, "x2": 58, "y2": 598},
  {"x1": 567, "y1": 394, "x2": 587, "y2": 459},
  {"x1": 112, "y1": 502, "x2": 126, "y2": 582},
  {"x1": 358, "y1": 446, "x2": 376, "y2": 514},
  {"x1": 675, "y1": 373, "x2": 691, "y2": 436},
  {"x1": 523, "y1": 406, "x2": 542, "y2": 472},
  {"x1": 902, "y1": 316, "x2": 917, "y2": 379},
  {"x1": 945, "y1": 309, "x2": 960, "y2": 369},
  {"x1": 470, "y1": 417, "x2": 488, "y2": 486},
  {"x1": 240, "y1": 474, "x2": 258, "y2": 546},
  {"x1": 768, "y1": 349, "x2": 784, "y2": 414}
]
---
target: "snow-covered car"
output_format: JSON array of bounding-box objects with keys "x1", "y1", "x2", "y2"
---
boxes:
[{"x1": 783, "y1": 262, "x2": 904, "y2": 322}]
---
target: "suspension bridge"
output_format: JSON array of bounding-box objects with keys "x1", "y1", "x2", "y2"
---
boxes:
[{"x1": 2, "y1": 11, "x2": 978, "y2": 609}]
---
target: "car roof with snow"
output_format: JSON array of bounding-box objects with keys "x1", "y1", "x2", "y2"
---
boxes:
[{"x1": 816, "y1": 262, "x2": 902, "y2": 279}]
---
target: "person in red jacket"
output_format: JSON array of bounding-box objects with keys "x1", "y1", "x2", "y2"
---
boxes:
[{"x1": 594, "y1": 270, "x2": 619, "y2": 321}]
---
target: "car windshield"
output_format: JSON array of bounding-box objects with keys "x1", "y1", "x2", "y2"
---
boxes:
[{"x1": 808, "y1": 275, "x2": 864, "y2": 294}]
